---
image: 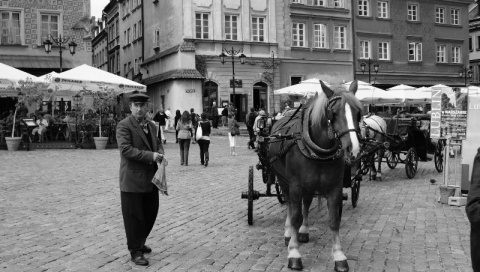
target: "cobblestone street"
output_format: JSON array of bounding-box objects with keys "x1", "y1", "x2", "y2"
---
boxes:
[{"x1": 0, "y1": 133, "x2": 473, "y2": 272}]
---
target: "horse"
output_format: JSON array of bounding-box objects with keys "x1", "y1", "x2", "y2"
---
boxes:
[
  {"x1": 267, "y1": 80, "x2": 363, "y2": 271},
  {"x1": 361, "y1": 114, "x2": 388, "y2": 180}
]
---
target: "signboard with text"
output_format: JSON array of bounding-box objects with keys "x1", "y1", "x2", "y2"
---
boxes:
[{"x1": 430, "y1": 86, "x2": 468, "y2": 140}]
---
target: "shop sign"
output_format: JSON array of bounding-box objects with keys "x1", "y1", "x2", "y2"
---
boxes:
[{"x1": 185, "y1": 89, "x2": 195, "y2": 93}]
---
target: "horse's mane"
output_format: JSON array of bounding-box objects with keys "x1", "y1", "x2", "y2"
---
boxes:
[{"x1": 310, "y1": 85, "x2": 364, "y2": 127}]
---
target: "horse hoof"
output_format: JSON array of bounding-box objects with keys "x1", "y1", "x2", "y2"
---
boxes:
[
  {"x1": 288, "y1": 258, "x2": 303, "y2": 270},
  {"x1": 298, "y1": 233, "x2": 309, "y2": 243},
  {"x1": 334, "y1": 260, "x2": 349, "y2": 272},
  {"x1": 285, "y1": 237, "x2": 291, "y2": 246}
]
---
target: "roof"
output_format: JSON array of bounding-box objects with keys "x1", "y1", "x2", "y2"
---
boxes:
[
  {"x1": 142, "y1": 42, "x2": 196, "y2": 65},
  {"x1": 0, "y1": 55, "x2": 74, "y2": 70},
  {"x1": 141, "y1": 69, "x2": 204, "y2": 85}
]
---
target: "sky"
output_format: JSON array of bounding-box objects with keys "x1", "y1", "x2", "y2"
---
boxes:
[{"x1": 91, "y1": 0, "x2": 110, "y2": 20}]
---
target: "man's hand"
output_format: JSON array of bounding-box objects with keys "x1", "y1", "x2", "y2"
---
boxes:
[{"x1": 153, "y1": 152, "x2": 164, "y2": 163}]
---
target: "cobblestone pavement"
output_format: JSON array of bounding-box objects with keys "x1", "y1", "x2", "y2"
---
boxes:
[{"x1": 0, "y1": 133, "x2": 473, "y2": 272}]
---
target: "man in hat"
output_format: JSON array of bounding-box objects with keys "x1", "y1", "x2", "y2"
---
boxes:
[{"x1": 116, "y1": 92, "x2": 164, "y2": 266}]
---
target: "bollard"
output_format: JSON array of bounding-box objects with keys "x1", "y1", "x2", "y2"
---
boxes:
[{"x1": 466, "y1": 147, "x2": 480, "y2": 272}]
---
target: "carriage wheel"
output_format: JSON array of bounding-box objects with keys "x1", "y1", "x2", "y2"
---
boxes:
[
  {"x1": 351, "y1": 178, "x2": 361, "y2": 208},
  {"x1": 405, "y1": 148, "x2": 419, "y2": 179},
  {"x1": 248, "y1": 166, "x2": 254, "y2": 225},
  {"x1": 274, "y1": 181, "x2": 286, "y2": 204},
  {"x1": 434, "y1": 144, "x2": 444, "y2": 173},
  {"x1": 386, "y1": 151, "x2": 398, "y2": 169},
  {"x1": 360, "y1": 156, "x2": 370, "y2": 175}
]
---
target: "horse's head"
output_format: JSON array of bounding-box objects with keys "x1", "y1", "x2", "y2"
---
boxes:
[{"x1": 320, "y1": 80, "x2": 363, "y2": 165}]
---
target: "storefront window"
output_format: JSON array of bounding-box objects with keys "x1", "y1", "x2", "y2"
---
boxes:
[{"x1": 203, "y1": 81, "x2": 218, "y2": 117}]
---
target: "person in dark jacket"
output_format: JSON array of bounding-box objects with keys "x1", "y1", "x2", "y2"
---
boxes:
[
  {"x1": 153, "y1": 108, "x2": 167, "y2": 144},
  {"x1": 211, "y1": 102, "x2": 219, "y2": 129},
  {"x1": 245, "y1": 108, "x2": 257, "y2": 150},
  {"x1": 196, "y1": 113, "x2": 211, "y2": 166},
  {"x1": 467, "y1": 147, "x2": 480, "y2": 272},
  {"x1": 221, "y1": 107, "x2": 228, "y2": 127},
  {"x1": 116, "y1": 93, "x2": 164, "y2": 266},
  {"x1": 174, "y1": 110, "x2": 181, "y2": 143}
]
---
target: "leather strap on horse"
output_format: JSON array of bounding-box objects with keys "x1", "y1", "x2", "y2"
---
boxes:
[
  {"x1": 301, "y1": 104, "x2": 341, "y2": 154},
  {"x1": 269, "y1": 139, "x2": 298, "y2": 164}
]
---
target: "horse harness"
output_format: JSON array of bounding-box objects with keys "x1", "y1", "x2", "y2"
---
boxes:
[{"x1": 267, "y1": 95, "x2": 359, "y2": 164}]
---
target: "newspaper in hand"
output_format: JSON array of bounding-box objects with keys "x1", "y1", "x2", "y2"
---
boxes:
[{"x1": 152, "y1": 158, "x2": 168, "y2": 195}]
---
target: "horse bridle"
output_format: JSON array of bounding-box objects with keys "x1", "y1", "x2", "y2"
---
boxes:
[{"x1": 325, "y1": 95, "x2": 361, "y2": 141}]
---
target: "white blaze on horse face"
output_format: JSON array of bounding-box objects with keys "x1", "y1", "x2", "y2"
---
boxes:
[{"x1": 344, "y1": 104, "x2": 360, "y2": 157}]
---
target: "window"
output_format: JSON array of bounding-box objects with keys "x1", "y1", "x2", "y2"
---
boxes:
[
  {"x1": 451, "y1": 9, "x2": 460, "y2": 25},
  {"x1": 224, "y1": 15, "x2": 238, "y2": 40},
  {"x1": 314, "y1": 0, "x2": 325, "y2": 6},
  {"x1": 378, "y1": 41, "x2": 390, "y2": 60},
  {"x1": 116, "y1": 51, "x2": 120, "y2": 73},
  {"x1": 377, "y1": 1, "x2": 389, "y2": 18},
  {"x1": 436, "y1": 45, "x2": 446, "y2": 63},
  {"x1": 252, "y1": 17, "x2": 265, "y2": 42},
  {"x1": 127, "y1": 28, "x2": 130, "y2": 44},
  {"x1": 292, "y1": 0, "x2": 302, "y2": 3},
  {"x1": 407, "y1": 3, "x2": 418, "y2": 21},
  {"x1": 292, "y1": 23, "x2": 305, "y2": 47},
  {"x1": 313, "y1": 24, "x2": 327, "y2": 48},
  {"x1": 477, "y1": 36, "x2": 480, "y2": 50},
  {"x1": 134, "y1": 58, "x2": 137, "y2": 74},
  {"x1": 436, "y1": 7, "x2": 445, "y2": 23},
  {"x1": 41, "y1": 14, "x2": 59, "y2": 42},
  {"x1": 133, "y1": 24, "x2": 137, "y2": 40},
  {"x1": 116, "y1": 19, "x2": 119, "y2": 37},
  {"x1": 334, "y1": 0, "x2": 344, "y2": 8},
  {"x1": 128, "y1": 62, "x2": 131, "y2": 78},
  {"x1": 196, "y1": 13, "x2": 209, "y2": 39},
  {"x1": 452, "y1": 46, "x2": 461, "y2": 63},
  {"x1": 408, "y1": 42, "x2": 422, "y2": 61},
  {"x1": 0, "y1": 10, "x2": 21, "y2": 45},
  {"x1": 123, "y1": 30, "x2": 126, "y2": 44},
  {"x1": 359, "y1": 40, "x2": 371, "y2": 59},
  {"x1": 138, "y1": 20, "x2": 142, "y2": 37},
  {"x1": 124, "y1": 63, "x2": 127, "y2": 76},
  {"x1": 290, "y1": 76, "x2": 302, "y2": 85},
  {"x1": 334, "y1": 26, "x2": 346, "y2": 49},
  {"x1": 358, "y1": 0, "x2": 370, "y2": 16},
  {"x1": 154, "y1": 29, "x2": 160, "y2": 47},
  {"x1": 126, "y1": 0, "x2": 130, "y2": 13},
  {"x1": 133, "y1": 0, "x2": 138, "y2": 8},
  {"x1": 470, "y1": 36, "x2": 473, "y2": 52}
]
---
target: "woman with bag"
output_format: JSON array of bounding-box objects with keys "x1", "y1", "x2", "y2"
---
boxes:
[
  {"x1": 176, "y1": 110, "x2": 192, "y2": 166},
  {"x1": 196, "y1": 113, "x2": 211, "y2": 166},
  {"x1": 227, "y1": 113, "x2": 240, "y2": 156}
]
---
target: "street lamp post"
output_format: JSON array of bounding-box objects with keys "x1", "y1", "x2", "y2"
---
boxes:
[
  {"x1": 43, "y1": 34, "x2": 77, "y2": 72},
  {"x1": 360, "y1": 58, "x2": 379, "y2": 84},
  {"x1": 73, "y1": 93, "x2": 81, "y2": 149},
  {"x1": 219, "y1": 47, "x2": 246, "y2": 109},
  {"x1": 459, "y1": 67, "x2": 472, "y2": 86},
  {"x1": 270, "y1": 51, "x2": 275, "y2": 113}
]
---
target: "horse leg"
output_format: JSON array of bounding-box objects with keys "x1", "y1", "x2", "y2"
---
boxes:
[
  {"x1": 286, "y1": 188, "x2": 304, "y2": 270},
  {"x1": 376, "y1": 149, "x2": 384, "y2": 181},
  {"x1": 284, "y1": 194, "x2": 292, "y2": 247},
  {"x1": 326, "y1": 191, "x2": 349, "y2": 272},
  {"x1": 299, "y1": 195, "x2": 313, "y2": 243},
  {"x1": 370, "y1": 154, "x2": 377, "y2": 180}
]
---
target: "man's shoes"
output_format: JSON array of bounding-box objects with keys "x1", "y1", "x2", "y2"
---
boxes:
[
  {"x1": 201, "y1": 161, "x2": 204, "y2": 165},
  {"x1": 141, "y1": 245, "x2": 152, "y2": 253},
  {"x1": 131, "y1": 255, "x2": 149, "y2": 266},
  {"x1": 204, "y1": 160, "x2": 208, "y2": 167},
  {"x1": 163, "y1": 140, "x2": 166, "y2": 144}
]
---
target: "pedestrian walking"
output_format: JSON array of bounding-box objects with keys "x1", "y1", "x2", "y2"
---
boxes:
[
  {"x1": 165, "y1": 107, "x2": 172, "y2": 130},
  {"x1": 197, "y1": 113, "x2": 211, "y2": 166},
  {"x1": 227, "y1": 113, "x2": 240, "y2": 156},
  {"x1": 174, "y1": 109, "x2": 181, "y2": 143},
  {"x1": 221, "y1": 106, "x2": 228, "y2": 127},
  {"x1": 190, "y1": 108, "x2": 199, "y2": 144},
  {"x1": 467, "y1": 148, "x2": 480, "y2": 272},
  {"x1": 115, "y1": 93, "x2": 164, "y2": 266},
  {"x1": 245, "y1": 108, "x2": 257, "y2": 150},
  {"x1": 211, "y1": 102, "x2": 219, "y2": 129},
  {"x1": 153, "y1": 108, "x2": 167, "y2": 144},
  {"x1": 176, "y1": 110, "x2": 193, "y2": 166}
]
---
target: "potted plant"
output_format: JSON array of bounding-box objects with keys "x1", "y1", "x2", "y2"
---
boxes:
[
  {"x1": 80, "y1": 89, "x2": 117, "y2": 150},
  {"x1": 5, "y1": 78, "x2": 52, "y2": 151}
]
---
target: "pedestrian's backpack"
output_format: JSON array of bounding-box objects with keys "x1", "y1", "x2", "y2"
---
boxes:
[{"x1": 247, "y1": 112, "x2": 257, "y2": 127}]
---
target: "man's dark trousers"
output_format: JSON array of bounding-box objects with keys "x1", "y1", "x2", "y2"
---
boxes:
[
  {"x1": 121, "y1": 189, "x2": 159, "y2": 256},
  {"x1": 247, "y1": 125, "x2": 255, "y2": 149},
  {"x1": 212, "y1": 116, "x2": 218, "y2": 128}
]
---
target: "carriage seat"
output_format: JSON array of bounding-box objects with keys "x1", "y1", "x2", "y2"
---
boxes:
[{"x1": 384, "y1": 117, "x2": 414, "y2": 137}]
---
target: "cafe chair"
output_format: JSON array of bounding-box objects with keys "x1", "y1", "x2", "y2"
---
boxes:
[{"x1": 67, "y1": 123, "x2": 78, "y2": 143}]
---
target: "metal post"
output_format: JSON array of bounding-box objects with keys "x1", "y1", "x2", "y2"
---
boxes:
[
  {"x1": 59, "y1": 35, "x2": 63, "y2": 72},
  {"x1": 368, "y1": 59, "x2": 371, "y2": 83},
  {"x1": 231, "y1": 50, "x2": 236, "y2": 108},
  {"x1": 271, "y1": 51, "x2": 275, "y2": 113}
]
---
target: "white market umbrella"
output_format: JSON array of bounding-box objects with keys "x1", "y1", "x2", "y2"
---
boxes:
[
  {"x1": 387, "y1": 84, "x2": 416, "y2": 91},
  {"x1": 39, "y1": 71, "x2": 85, "y2": 95},
  {"x1": 431, "y1": 84, "x2": 450, "y2": 89},
  {"x1": 52, "y1": 64, "x2": 146, "y2": 94},
  {"x1": 354, "y1": 86, "x2": 391, "y2": 104},
  {"x1": 467, "y1": 86, "x2": 480, "y2": 94},
  {"x1": 415, "y1": 86, "x2": 432, "y2": 92},
  {"x1": 0, "y1": 62, "x2": 42, "y2": 97},
  {"x1": 274, "y1": 78, "x2": 331, "y2": 96}
]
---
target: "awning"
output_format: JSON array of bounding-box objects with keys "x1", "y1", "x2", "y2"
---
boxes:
[{"x1": 0, "y1": 55, "x2": 74, "y2": 70}]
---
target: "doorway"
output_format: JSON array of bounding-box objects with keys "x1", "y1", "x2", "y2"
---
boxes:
[
  {"x1": 253, "y1": 82, "x2": 268, "y2": 111},
  {"x1": 230, "y1": 93, "x2": 247, "y2": 122}
]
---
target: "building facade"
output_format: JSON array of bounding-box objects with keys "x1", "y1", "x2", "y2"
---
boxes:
[
  {"x1": 469, "y1": 1, "x2": 480, "y2": 86},
  {"x1": 104, "y1": 0, "x2": 121, "y2": 76},
  {"x1": 0, "y1": 0, "x2": 92, "y2": 76},
  {"x1": 353, "y1": 0, "x2": 472, "y2": 89},
  {"x1": 92, "y1": 19, "x2": 108, "y2": 71}
]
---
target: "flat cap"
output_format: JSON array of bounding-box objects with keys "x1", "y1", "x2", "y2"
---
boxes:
[{"x1": 129, "y1": 92, "x2": 149, "y2": 102}]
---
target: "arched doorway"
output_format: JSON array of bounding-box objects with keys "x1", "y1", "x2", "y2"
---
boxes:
[
  {"x1": 202, "y1": 81, "x2": 218, "y2": 117},
  {"x1": 253, "y1": 82, "x2": 268, "y2": 111}
]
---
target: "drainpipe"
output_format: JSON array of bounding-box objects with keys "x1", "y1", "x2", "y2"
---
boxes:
[
  {"x1": 141, "y1": 0, "x2": 145, "y2": 68},
  {"x1": 351, "y1": 0, "x2": 357, "y2": 80}
]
